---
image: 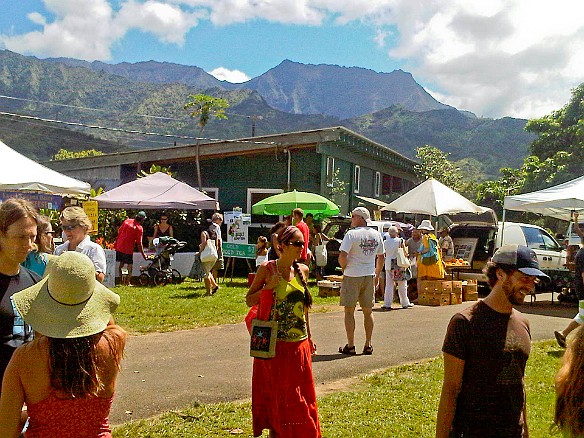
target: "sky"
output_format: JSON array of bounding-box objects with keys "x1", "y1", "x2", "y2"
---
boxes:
[{"x1": 1, "y1": 0, "x2": 583, "y2": 119}]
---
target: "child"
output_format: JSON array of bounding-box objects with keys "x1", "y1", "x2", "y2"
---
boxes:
[{"x1": 255, "y1": 236, "x2": 269, "y2": 269}]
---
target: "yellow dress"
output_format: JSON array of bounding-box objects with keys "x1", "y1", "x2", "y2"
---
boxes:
[{"x1": 417, "y1": 233, "x2": 445, "y2": 279}]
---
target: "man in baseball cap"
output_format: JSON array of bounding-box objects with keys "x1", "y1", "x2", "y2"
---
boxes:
[{"x1": 436, "y1": 244, "x2": 548, "y2": 438}]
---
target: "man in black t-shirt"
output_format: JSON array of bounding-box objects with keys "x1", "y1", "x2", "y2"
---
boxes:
[
  {"x1": 0, "y1": 198, "x2": 40, "y2": 392},
  {"x1": 436, "y1": 245, "x2": 549, "y2": 438}
]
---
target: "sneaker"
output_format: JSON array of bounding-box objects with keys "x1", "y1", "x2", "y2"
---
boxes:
[
  {"x1": 380, "y1": 306, "x2": 393, "y2": 311},
  {"x1": 402, "y1": 303, "x2": 414, "y2": 309},
  {"x1": 555, "y1": 330, "x2": 567, "y2": 348}
]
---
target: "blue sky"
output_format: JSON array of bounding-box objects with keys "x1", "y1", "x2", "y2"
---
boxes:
[{"x1": 1, "y1": 0, "x2": 583, "y2": 119}]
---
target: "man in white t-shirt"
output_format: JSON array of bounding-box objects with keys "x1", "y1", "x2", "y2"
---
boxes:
[{"x1": 338, "y1": 207, "x2": 385, "y2": 356}]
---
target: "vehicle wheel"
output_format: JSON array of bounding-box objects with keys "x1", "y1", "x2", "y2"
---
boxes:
[
  {"x1": 170, "y1": 269, "x2": 182, "y2": 284},
  {"x1": 154, "y1": 271, "x2": 168, "y2": 286},
  {"x1": 138, "y1": 273, "x2": 150, "y2": 287}
]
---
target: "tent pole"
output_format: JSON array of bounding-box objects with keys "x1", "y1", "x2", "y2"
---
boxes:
[{"x1": 499, "y1": 209, "x2": 506, "y2": 248}]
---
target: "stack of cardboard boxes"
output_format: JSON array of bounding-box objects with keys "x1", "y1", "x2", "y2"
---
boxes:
[
  {"x1": 418, "y1": 279, "x2": 478, "y2": 306},
  {"x1": 317, "y1": 280, "x2": 341, "y2": 297}
]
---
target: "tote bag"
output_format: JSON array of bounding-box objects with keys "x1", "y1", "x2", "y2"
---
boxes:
[
  {"x1": 314, "y1": 243, "x2": 328, "y2": 267},
  {"x1": 200, "y1": 239, "x2": 218, "y2": 263},
  {"x1": 397, "y1": 247, "x2": 411, "y2": 268}
]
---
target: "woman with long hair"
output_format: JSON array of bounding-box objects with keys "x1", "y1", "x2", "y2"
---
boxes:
[
  {"x1": 22, "y1": 215, "x2": 54, "y2": 276},
  {"x1": 0, "y1": 251, "x2": 126, "y2": 437},
  {"x1": 555, "y1": 325, "x2": 584, "y2": 437},
  {"x1": 246, "y1": 225, "x2": 321, "y2": 437}
]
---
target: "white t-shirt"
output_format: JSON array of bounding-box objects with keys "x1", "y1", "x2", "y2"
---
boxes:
[
  {"x1": 55, "y1": 235, "x2": 107, "y2": 274},
  {"x1": 339, "y1": 226, "x2": 384, "y2": 277},
  {"x1": 383, "y1": 236, "x2": 402, "y2": 269}
]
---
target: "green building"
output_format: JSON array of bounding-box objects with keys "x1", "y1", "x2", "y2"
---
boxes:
[{"x1": 48, "y1": 126, "x2": 417, "y2": 217}]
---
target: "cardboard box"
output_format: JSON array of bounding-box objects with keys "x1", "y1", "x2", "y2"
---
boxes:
[
  {"x1": 450, "y1": 292, "x2": 463, "y2": 305},
  {"x1": 420, "y1": 280, "x2": 452, "y2": 294},
  {"x1": 317, "y1": 281, "x2": 341, "y2": 297},
  {"x1": 463, "y1": 291, "x2": 478, "y2": 301},
  {"x1": 419, "y1": 292, "x2": 451, "y2": 306},
  {"x1": 451, "y1": 281, "x2": 463, "y2": 295}
]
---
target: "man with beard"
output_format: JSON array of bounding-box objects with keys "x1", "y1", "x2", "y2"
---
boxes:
[{"x1": 436, "y1": 244, "x2": 549, "y2": 438}]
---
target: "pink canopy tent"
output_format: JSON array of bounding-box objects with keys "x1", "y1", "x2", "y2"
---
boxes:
[{"x1": 93, "y1": 172, "x2": 218, "y2": 210}]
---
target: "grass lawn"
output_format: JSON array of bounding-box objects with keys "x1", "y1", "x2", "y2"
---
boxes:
[
  {"x1": 113, "y1": 340, "x2": 563, "y2": 437},
  {"x1": 113, "y1": 277, "x2": 340, "y2": 334}
]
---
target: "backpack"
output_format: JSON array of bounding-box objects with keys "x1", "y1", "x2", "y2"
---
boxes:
[{"x1": 421, "y1": 236, "x2": 438, "y2": 265}]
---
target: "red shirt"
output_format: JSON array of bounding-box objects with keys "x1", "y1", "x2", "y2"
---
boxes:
[
  {"x1": 295, "y1": 220, "x2": 310, "y2": 261},
  {"x1": 114, "y1": 219, "x2": 144, "y2": 255}
]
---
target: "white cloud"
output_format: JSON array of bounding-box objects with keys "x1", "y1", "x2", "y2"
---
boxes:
[{"x1": 209, "y1": 67, "x2": 250, "y2": 83}]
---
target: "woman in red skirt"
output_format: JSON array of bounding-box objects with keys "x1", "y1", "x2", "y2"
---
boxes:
[{"x1": 246, "y1": 225, "x2": 321, "y2": 437}]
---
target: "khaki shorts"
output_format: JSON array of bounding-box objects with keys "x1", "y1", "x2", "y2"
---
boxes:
[{"x1": 340, "y1": 275, "x2": 375, "y2": 309}]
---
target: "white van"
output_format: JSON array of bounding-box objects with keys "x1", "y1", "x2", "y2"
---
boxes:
[
  {"x1": 496, "y1": 222, "x2": 566, "y2": 270},
  {"x1": 445, "y1": 213, "x2": 566, "y2": 287}
]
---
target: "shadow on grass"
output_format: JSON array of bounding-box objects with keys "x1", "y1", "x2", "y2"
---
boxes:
[{"x1": 547, "y1": 349, "x2": 565, "y2": 359}]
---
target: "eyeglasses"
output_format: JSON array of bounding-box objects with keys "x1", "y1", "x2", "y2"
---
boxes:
[
  {"x1": 160, "y1": 218, "x2": 168, "y2": 221},
  {"x1": 45, "y1": 231, "x2": 55, "y2": 235},
  {"x1": 286, "y1": 240, "x2": 305, "y2": 247},
  {"x1": 61, "y1": 225, "x2": 78, "y2": 231}
]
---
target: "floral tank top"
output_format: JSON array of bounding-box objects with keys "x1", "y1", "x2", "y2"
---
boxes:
[{"x1": 274, "y1": 275, "x2": 308, "y2": 342}]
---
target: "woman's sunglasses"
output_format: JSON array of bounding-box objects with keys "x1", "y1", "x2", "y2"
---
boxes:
[
  {"x1": 61, "y1": 225, "x2": 78, "y2": 231},
  {"x1": 286, "y1": 240, "x2": 305, "y2": 247}
]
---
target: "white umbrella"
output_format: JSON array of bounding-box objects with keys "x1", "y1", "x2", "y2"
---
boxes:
[
  {"x1": 382, "y1": 178, "x2": 489, "y2": 216},
  {"x1": 503, "y1": 175, "x2": 584, "y2": 221}
]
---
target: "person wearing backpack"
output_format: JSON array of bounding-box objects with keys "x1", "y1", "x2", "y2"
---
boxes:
[{"x1": 416, "y1": 220, "x2": 444, "y2": 293}]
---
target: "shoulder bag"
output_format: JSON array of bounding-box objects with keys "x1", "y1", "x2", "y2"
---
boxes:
[
  {"x1": 249, "y1": 261, "x2": 278, "y2": 358},
  {"x1": 314, "y1": 235, "x2": 328, "y2": 267},
  {"x1": 200, "y1": 238, "x2": 218, "y2": 263},
  {"x1": 396, "y1": 239, "x2": 411, "y2": 268}
]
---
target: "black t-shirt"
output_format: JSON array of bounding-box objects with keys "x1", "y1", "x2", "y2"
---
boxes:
[
  {"x1": 442, "y1": 300, "x2": 531, "y2": 437},
  {"x1": 0, "y1": 267, "x2": 41, "y2": 385}
]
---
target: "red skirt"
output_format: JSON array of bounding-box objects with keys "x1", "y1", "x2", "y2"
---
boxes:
[{"x1": 252, "y1": 339, "x2": 321, "y2": 438}]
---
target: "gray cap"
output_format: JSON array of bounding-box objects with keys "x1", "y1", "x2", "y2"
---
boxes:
[
  {"x1": 492, "y1": 244, "x2": 550, "y2": 279},
  {"x1": 351, "y1": 207, "x2": 370, "y2": 222}
]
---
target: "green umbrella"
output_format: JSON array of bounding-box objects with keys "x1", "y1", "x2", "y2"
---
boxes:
[{"x1": 252, "y1": 190, "x2": 340, "y2": 217}]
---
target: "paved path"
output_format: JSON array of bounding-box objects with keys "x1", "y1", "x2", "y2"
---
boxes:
[{"x1": 111, "y1": 294, "x2": 574, "y2": 425}]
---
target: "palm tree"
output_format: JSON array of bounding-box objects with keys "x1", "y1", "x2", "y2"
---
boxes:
[{"x1": 184, "y1": 94, "x2": 229, "y2": 190}]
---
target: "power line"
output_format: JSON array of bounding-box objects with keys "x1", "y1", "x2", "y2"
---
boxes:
[{"x1": 0, "y1": 111, "x2": 279, "y2": 146}]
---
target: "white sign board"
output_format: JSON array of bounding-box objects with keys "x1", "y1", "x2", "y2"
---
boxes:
[{"x1": 225, "y1": 211, "x2": 251, "y2": 244}]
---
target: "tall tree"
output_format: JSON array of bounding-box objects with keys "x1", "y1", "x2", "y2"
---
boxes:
[
  {"x1": 525, "y1": 82, "x2": 584, "y2": 179},
  {"x1": 414, "y1": 145, "x2": 464, "y2": 192},
  {"x1": 184, "y1": 94, "x2": 229, "y2": 190}
]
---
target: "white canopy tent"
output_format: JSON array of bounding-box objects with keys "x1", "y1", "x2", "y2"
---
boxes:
[
  {"x1": 0, "y1": 139, "x2": 90, "y2": 195},
  {"x1": 93, "y1": 172, "x2": 219, "y2": 210},
  {"x1": 382, "y1": 178, "x2": 491, "y2": 216},
  {"x1": 503, "y1": 175, "x2": 584, "y2": 221}
]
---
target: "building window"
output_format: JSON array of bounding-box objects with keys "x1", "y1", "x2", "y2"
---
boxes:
[
  {"x1": 353, "y1": 165, "x2": 360, "y2": 193},
  {"x1": 326, "y1": 157, "x2": 335, "y2": 186},
  {"x1": 247, "y1": 188, "x2": 284, "y2": 224},
  {"x1": 202, "y1": 187, "x2": 219, "y2": 200},
  {"x1": 374, "y1": 172, "x2": 381, "y2": 197}
]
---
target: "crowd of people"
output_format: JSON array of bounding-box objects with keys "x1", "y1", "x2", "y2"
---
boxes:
[{"x1": 2, "y1": 197, "x2": 584, "y2": 436}]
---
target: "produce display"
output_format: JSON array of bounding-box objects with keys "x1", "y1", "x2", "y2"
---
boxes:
[{"x1": 444, "y1": 258, "x2": 470, "y2": 267}]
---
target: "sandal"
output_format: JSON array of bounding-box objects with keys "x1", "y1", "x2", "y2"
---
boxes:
[
  {"x1": 555, "y1": 331, "x2": 567, "y2": 348},
  {"x1": 339, "y1": 344, "x2": 356, "y2": 355},
  {"x1": 362, "y1": 345, "x2": 374, "y2": 355}
]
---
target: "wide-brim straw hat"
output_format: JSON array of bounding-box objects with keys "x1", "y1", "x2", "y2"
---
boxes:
[
  {"x1": 417, "y1": 220, "x2": 435, "y2": 231},
  {"x1": 13, "y1": 251, "x2": 120, "y2": 339}
]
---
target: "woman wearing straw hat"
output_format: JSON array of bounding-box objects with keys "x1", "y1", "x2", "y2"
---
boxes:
[{"x1": 0, "y1": 251, "x2": 126, "y2": 437}]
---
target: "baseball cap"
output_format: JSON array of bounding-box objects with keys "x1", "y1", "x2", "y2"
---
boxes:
[
  {"x1": 136, "y1": 211, "x2": 147, "y2": 220},
  {"x1": 491, "y1": 244, "x2": 550, "y2": 279},
  {"x1": 351, "y1": 207, "x2": 370, "y2": 222}
]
